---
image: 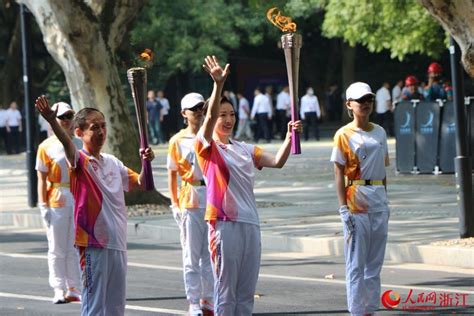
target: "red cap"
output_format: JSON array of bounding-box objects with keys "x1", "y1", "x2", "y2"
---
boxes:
[
  {"x1": 427, "y1": 62, "x2": 442, "y2": 74},
  {"x1": 405, "y1": 75, "x2": 418, "y2": 86}
]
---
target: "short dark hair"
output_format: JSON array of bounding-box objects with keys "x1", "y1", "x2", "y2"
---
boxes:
[
  {"x1": 220, "y1": 95, "x2": 231, "y2": 105},
  {"x1": 203, "y1": 95, "x2": 232, "y2": 112},
  {"x1": 74, "y1": 107, "x2": 104, "y2": 130}
]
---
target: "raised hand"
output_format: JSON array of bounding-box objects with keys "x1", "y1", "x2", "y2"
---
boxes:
[
  {"x1": 35, "y1": 95, "x2": 57, "y2": 123},
  {"x1": 202, "y1": 55, "x2": 230, "y2": 84}
]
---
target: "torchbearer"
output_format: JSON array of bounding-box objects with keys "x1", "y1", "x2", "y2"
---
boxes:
[
  {"x1": 35, "y1": 95, "x2": 155, "y2": 316},
  {"x1": 267, "y1": 7, "x2": 302, "y2": 154},
  {"x1": 195, "y1": 55, "x2": 302, "y2": 315}
]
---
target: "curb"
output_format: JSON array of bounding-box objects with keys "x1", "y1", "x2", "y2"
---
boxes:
[
  {"x1": 131, "y1": 222, "x2": 474, "y2": 269},
  {"x1": 2, "y1": 212, "x2": 473, "y2": 269}
]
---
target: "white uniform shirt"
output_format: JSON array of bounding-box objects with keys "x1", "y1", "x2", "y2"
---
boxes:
[
  {"x1": 238, "y1": 97, "x2": 250, "y2": 120},
  {"x1": 330, "y1": 122, "x2": 389, "y2": 213},
  {"x1": 392, "y1": 85, "x2": 402, "y2": 105},
  {"x1": 158, "y1": 97, "x2": 170, "y2": 116},
  {"x1": 36, "y1": 136, "x2": 82, "y2": 208},
  {"x1": 5, "y1": 108, "x2": 21, "y2": 127},
  {"x1": 300, "y1": 94, "x2": 321, "y2": 119},
  {"x1": 376, "y1": 87, "x2": 391, "y2": 114},
  {"x1": 195, "y1": 134, "x2": 263, "y2": 226},
  {"x1": 167, "y1": 129, "x2": 206, "y2": 209},
  {"x1": 38, "y1": 115, "x2": 49, "y2": 132},
  {"x1": 0, "y1": 109, "x2": 6, "y2": 128},
  {"x1": 250, "y1": 93, "x2": 272, "y2": 118},
  {"x1": 276, "y1": 91, "x2": 291, "y2": 111},
  {"x1": 70, "y1": 150, "x2": 140, "y2": 251}
]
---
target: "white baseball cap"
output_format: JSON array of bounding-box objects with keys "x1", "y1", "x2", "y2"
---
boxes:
[
  {"x1": 51, "y1": 102, "x2": 74, "y2": 116},
  {"x1": 181, "y1": 93, "x2": 205, "y2": 110},
  {"x1": 345, "y1": 82, "x2": 375, "y2": 100}
]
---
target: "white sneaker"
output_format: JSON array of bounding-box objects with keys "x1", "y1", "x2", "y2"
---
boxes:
[
  {"x1": 52, "y1": 289, "x2": 66, "y2": 304},
  {"x1": 65, "y1": 287, "x2": 81, "y2": 302},
  {"x1": 189, "y1": 303, "x2": 203, "y2": 316}
]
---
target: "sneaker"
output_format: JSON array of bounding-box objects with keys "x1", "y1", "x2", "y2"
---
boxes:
[
  {"x1": 52, "y1": 289, "x2": 66, "y2": 304},
  {"x1": 200, "y1": 300, "x2": 214, "y2": 316},
  {"x1": 189, "y1": 303, "x2": 203, "y2": 316},
  {"x1": 65, "y1": 287, "x2": 81, "y2": 302}
]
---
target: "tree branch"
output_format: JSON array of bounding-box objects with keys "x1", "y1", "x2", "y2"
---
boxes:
[
  {"x1": 419, "y1": 0, "x2": 474, "y2": 76},
  {"x1": 105, "y1": 0, "x2": 147, "y2": 51}
]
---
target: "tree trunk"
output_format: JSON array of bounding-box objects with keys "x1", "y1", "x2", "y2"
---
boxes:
[
  {"x1": 0, "y1": 16, "x2": 21, "y2": 105},
  {"x1": 419, "y1": 0, "x2": 474, "y2": 77},
  {"x1": 341, "y1": 41, "x2": 356, "y2": 123},
  {"x1": 19, "y1": 0, "x2": 168, "y2": 205}
]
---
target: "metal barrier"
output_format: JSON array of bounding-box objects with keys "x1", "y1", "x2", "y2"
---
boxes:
[
  {"x1": 415, "y1": 101, "x2": 442, "y2": 173},
  {"x1": 468, "y1": 97, "x2": 474, "y2": 168},
  {"x1": 394, "y1": 101, "x2": 416, "y2": 173},
  {"x1": 439, "y1": 101, "x2": 456, "y2": 173},
  {"x1": 394, "y1": 97, "x2": 473, "y2": 174}
]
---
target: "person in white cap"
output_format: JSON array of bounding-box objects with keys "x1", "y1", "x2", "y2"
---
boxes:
[
  {"x1": 330, "y1": 82, "x2": 390, "y2": 316},
  {"x1": 167, "y1": 92, "x2": 214, "y2": 316},
  {"x1": 36, "y1": 102, "x2": 82, "y2": 304}
]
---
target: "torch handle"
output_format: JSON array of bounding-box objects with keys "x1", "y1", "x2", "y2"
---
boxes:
[
  {"x1": 290, "y1": 96, "x2": 301, "y2": 155},
  {"x1": 139, "y1": 137, "x2": 155, "y2": 191}
]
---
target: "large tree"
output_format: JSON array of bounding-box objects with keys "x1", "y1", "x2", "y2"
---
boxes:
[
  {"x1": 130, "y1": 0, "x2": 267, "y2": 87},
  {"x1": 0, "y1": 2, "x2": 21, "y2": 106},
  {"x1": 19, "y1": 0, "x2": 167, "y2": 204},
  {"x1": 420, "y1": 0, "x2": 474, "y2": 77}
]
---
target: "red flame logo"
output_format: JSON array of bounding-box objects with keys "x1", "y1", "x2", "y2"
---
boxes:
[{"x1": 381, "y1": 290, "x2": 401, "y2": 309}]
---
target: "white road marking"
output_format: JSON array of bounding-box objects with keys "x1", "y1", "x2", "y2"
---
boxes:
[
  {"x1": 1, "y1": 251, "x2": 472, "y2": 295},
  {"x1": 258, "y1": 273, "x2": 474, "y2": 295},
  {"x1": 128, "y1": 262, "x2": 182, "y2": 271},
  {"x1": 0, "y1": 292, "x2": 187, "y2": 315}
]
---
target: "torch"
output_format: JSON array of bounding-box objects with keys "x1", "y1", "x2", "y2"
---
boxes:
[
  {"x1": 267, "y1": 7, "x2": 302, "y2": 154},
  {"x1": 127, "y1": 53, "x2": 155, "y2": 190}
]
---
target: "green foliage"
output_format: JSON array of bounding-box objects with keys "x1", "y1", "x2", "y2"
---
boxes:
[
  {"x1": 322, "y1": 0, "x2": 445, "y2": 59},
  {"x1": 285, "y1": 0, "x2": 446, "y2": 60},
  {"x1": 130, "y1": 0, "x2": 268, "y2": 85}
]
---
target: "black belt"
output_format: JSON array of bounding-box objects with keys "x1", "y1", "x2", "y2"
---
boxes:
[
  {"x1": 184, "y1": 180, "x2": 206, "y2": 186},
  {"x1": 347, "y1": 180, "x2": 384, "y2": 186}
]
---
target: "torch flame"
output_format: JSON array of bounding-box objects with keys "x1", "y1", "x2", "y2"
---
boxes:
[
  {"x1": 267, "y1": 7, "x2": 297, "y2": 33},
  {"x1": 139, "y1": 48, "x2": 153, "y2": 62}
]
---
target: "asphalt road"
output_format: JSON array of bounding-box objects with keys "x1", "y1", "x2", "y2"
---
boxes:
[{"x1": 0, "y1": 227, "x2": 473, "y2": 315}]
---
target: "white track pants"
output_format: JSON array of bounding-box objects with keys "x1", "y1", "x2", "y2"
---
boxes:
[
  {"x1": 178, "y1": 208, "x2": 214, "y2": 304},
  {"x1": 208, "y1": 221, "x2": 261, "y2": 316},
  {"x1": 343, "y1": 211, "x2": 389, "y2": 316},
  {"x1": 79, "y1": 247, "x2": 127, "y2": 316},
  {"x1": 46, "y1": 191, "x2": 81, "y2": 290}
]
